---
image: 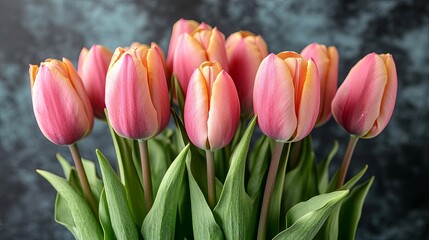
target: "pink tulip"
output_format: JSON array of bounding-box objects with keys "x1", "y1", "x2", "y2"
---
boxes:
[
  {"x1": 331, "y1": 53, "x2": 397, "y2": 138},
  {"x1": 253, "y1": 52, "x2": 320, "y2": 142},
  {"x1": 78, "y1": 44, "x2": 112, "y2": 119},
  {"x1": 173, "y1": 25, "x2": 228, "y2": 95},
  {"x1": 226, "y1": 31, "x2": 268, "y2": 115},
  {"x1": 105, "y1": 45, "x2": 170, "y2": 140},
  {"x1": 301, "y1": 43, "x2": 339, "y2": 126},
  {"x1": 29, "y1": 58, "x2": 94, "y2": 145},
  {"x1": 184, "y1": 61, "x2": 240, "y2": 150}
]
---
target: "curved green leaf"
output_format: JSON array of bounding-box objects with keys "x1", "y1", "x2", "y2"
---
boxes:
[
  {"x1": 338, "y1": 177, "x2": 374, "y2": 240},
  {"x1": 141, "y1": 144, "x2": 190, "y2": 240},
  {"x1": 96, "y1": 150, "x2": 139, "y2": 240},
  {"x1": 37, "y1": 170, "x2": 103, "y2": 240},
  {"x1": 274, "y1": 190, "x2": 349, "y2": 240},
  {"x1": 99, "y1": 188, "x2": 115, "y2": 240},
  {"x1": 186, "y1": 155, "x2": 224, "y2": 240},
  {"x1": 316, "y1": 141, "x2": 339, "y2": 194},
  {"x1": 213, "y1": 116, "x2": 256, "y2": 240}
]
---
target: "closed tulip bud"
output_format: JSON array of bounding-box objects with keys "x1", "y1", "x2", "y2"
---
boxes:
[
  {"x1": 105, "y1": 45, "x2": 170, "y2": 140},
  {"x1": 301, "y1": 43, "x2": 339, "y2": 126},
  {"x1": 184, "y1": 61, "x2": 240, "y2": 150},
  {"x1": 78, "y1": 44, "x2": 112, "y2": 119},
  {"x1": 254, "y1": 52, "x2": 320, "y2": 142},
  {"x1": 29, "y1": 58, "x2": 94, "y2": 145},
  {"x1": 226, "y1": 31, "x2": 268, "y2": 115},
  {"x1": 173, "y1": 25, "x2": 228, "y2": 95},
  {"x1": 331, "y1": 53, "x2": 397, "y2": 138}
]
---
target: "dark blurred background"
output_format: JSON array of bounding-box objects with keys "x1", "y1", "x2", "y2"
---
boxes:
[{"x1": 0, "y1": 0, "x2": 428, "y2": 239}]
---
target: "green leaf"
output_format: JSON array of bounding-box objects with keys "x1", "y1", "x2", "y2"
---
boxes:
[
  {"x1": 57, "y1": 153, "x2": 72, "y2": 179},
  {"x1": 267, "y1": 143, "x2": 292, "y2": 239},
  {"x1": 213, "y1": 116, "x2": 256, "y2": 240},
  {"x1": 282, "y1": 137, "x2": 319, "y2": 214},
  {"x1": 82, "y1": 159, "x2": 104, "y2": 203},
  {"x1": 274, "y1": 190, "x2": 349, "y2": 240},
  {"x1": 247, "y1": 135, "x2": 270, "y2": 199},
  {"x1": 338, "y1": 177, "x2": 374, "y2": 240},
  {"x1": 37, "y1": 170, "x2": 103, "y2": 240},
  {"x1": 316, "y1": 141, "x2": 339, "y2": 194},
  {"x1": 327, "y1": 165, "x2": 369, "y2": 192},
  {"x1": 246, "y1": 135, "x2": 271, "y2": 238},
  {"x1": 147, "y1": 137, "x2": 173, "y2": 196},
  {"x1": 169, "y1": 75, "x2": 185, "y2": 117},
  {"x1": 315, "y1": 165, "x2": 369, "y2": 240},
  {"x1": 99, "y1": 188, "x2": 116, "y2": 240},
  {"x1": 108, "y1": 121, "x2": 146, "y2": 226},
  {"x1": 141, "y1": 144, "x2": 190, "y2": 240},
  {"x1": 54, "y1": 192, "x2": 78, "y2": 238},
  {"x1": 96, "y1": 150, "x2": 139, "y2": 240},
  {"x1": 186, "y1": 154, "x2": 224, "y2": 240}
]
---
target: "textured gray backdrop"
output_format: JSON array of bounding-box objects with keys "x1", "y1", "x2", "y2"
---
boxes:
[{"x1": 0, "y1": 0, "x2": 428, "y2": 239}]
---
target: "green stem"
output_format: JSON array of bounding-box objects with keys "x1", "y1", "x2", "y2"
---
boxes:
[
  {"x1": 336, "y1": 135, "x2": 359, "y2": 189},
  {"x1": 257, "y1": 141, "x2": 289, "y2": 240},
  {"x1": 138, "y1": 139, "x2": 153, "y2": 211},
  {"x1": 68, "y1": 144, "x2": 98, "y2": 215},
  {"x1": 206, "y1": 149, "x2": 216, "y2": 209}
]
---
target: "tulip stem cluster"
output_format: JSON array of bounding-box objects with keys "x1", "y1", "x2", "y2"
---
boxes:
[
  {"x1": 138, "y1": 139, "x2": 153, "y2": 211},
  {"x1": 68, "y1": 144, "x2": 98, "y2": 215},
  {"x1": 205, "y1": 150, "x2": 216, "y2": 209},
  {"x1": 336, "y1": 135, "x2": 359, "y2": 189},
  {"x1": 257, "y1": 141, "x2": 290, "y2": 240}
]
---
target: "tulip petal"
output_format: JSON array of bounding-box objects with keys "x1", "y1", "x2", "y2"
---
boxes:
[
  {"x1": 292, "y1": 60, "x2": 320, "y2": 141},
  {"x1": 207, "y1": 71, "x2": 240, "y2": 150},
  {"x1": 147, "y1": 48, "x2": 171, "y2": 132},
  {"x1": 184, "y1": 69, "x2": 209, "y2": 149},
  {"x1": 227, "y1": 37, "x2": 266, "y2": 114},
  {"x1": 206, "y1": 28, "x2": 228, "y2": 71},
  {"x1": 63, "y1": 58, "x2": 94, "y2": 128},
  {"x1": 173, "y1": 33, "x2": 207, "y2": 94},
  {"x1": 318, "y1": 46, "x2": 338, "y2": 125},
  {"x1": 363, "y1": 54, "x2": 398, "y2": 138},
  {"x1": 254, "y1": 54, "x2": 297, "y2": 141}
]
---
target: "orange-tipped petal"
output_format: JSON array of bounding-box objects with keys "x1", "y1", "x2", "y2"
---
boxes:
[
  {"x1": 207, "y1": 71, "x2": 240, "y2": 150},
  {"x1": 184, "y1": 69, "x2": 210, "y2": 149},
  {"x1": 292, "y1": 59, "x2": 320, "y2": 141}
]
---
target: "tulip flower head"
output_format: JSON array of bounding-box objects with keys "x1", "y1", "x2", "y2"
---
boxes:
[
  {"x1": 301, "y1": 43, "x2": 339, "y2": 126},
  {"x1": 105, "y1": 45, "x2": 170, "y2": 140},
  {"x1": 172, "y1": 24, "x2": 228, "y2": 95},
  {"x1": 78, "y1": 44, "x2": 113, "y2": 119},
  {"x1": 254, "y1": 52, "x2": 320, "y2": 142},
  {"x1": 184, "y1": 61, "x2": 240, "y2": 150},
  {"x1": 226, "y1": 31, "x2": 268, "y2": 115},
  {"x1": 331, "y1": 52, "x2": 397, "y2": 138},
  {"x1": 30, "y1": 58, "x2": 94, "y2": 145}
]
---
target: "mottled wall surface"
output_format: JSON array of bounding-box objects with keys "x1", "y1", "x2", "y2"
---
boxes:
[{"x1": 0, "y1": 0, "x2": 428, "y2": 239}]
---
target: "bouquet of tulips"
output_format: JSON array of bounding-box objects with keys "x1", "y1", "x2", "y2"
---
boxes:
[{"x1": 29, "y1": 19, "x2": 397, "y2": 240}]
